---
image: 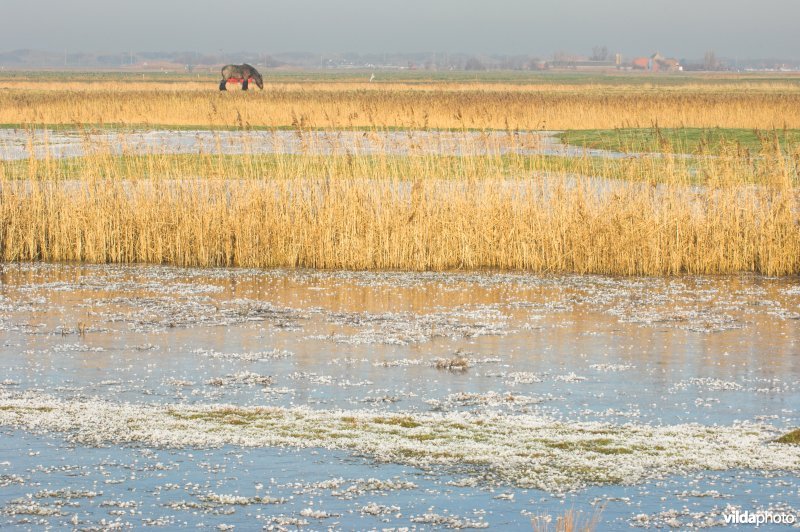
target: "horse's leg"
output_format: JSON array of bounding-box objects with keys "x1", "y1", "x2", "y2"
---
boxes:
[
  {"x1": 219, "y1": 79, "x2": 227, "y2": 91},
  {"x1": 242, "y1": 78, "x2": 249, "y2": 91}
]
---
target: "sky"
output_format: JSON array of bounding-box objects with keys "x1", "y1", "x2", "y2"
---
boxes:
[{"x1": 2, "y1": 0, "x2": 798, "y2": 59}]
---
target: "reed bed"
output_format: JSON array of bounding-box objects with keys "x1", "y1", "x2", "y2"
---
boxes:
[
  {"x1": 5, "y1": 78, "x2": 800, "y2": 93},
  {"x1": 1, "y1": 130, "x2": 798, "y2": 275},
  {"x1": 4, "y1": 83, "x2": 800, "y2": 130}
]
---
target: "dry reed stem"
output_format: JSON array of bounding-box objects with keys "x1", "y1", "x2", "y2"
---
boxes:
[{"x1": 531, "y1": 508, "x2": 603, "y2": 532}]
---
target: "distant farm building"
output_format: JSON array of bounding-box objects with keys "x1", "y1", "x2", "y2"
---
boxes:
[
  {"x1": 631, "y1": 53, "x2": 682, "y2": 72},
  {"x1": 548, "y1": 53, "x2": 622, "y2": 71}
]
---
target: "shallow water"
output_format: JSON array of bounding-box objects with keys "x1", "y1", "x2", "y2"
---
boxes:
[
  {"x1": 0, "y1": 128, "x2": 627, "y2": 160},
  {"x1": 0, "y1": 264, "x2": 798, "y2": 529}
]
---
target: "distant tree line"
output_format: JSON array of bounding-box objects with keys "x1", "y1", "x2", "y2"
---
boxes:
[{"x1": 0, "y1": 48, "x2": 796, "y2": 72}]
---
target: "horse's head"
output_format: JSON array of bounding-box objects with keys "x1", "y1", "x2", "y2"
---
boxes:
[{"x1": 254, "y1": 71, "x2": 264, "y2": 90}]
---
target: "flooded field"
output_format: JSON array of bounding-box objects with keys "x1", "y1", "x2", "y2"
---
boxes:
[
  {"x1": 0, "y1": 128, "x2": 624, "y2": 160},
  {"x1": 1, "y1": 263, "x2": 798, "y2": 529}
]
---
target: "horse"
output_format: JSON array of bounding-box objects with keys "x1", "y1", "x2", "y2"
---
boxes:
[{"x1": 219, "y1": 64, "x2": 264, "y2": 91}]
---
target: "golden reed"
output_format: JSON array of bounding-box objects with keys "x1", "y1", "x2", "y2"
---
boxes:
[
  {"x1": 1, "y1": 75, "x2": 798, "y2": 275},
  {"x1": 3, "y1": 82, "x2": 800, "y2": 130},
  {"x1": 1, "y1": 134, "x2": 797, "y2": 275}
]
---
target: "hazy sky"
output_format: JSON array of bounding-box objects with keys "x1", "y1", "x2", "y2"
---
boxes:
[{"x1": 2, "y1": 0, "x2": 798, "y2": 59}]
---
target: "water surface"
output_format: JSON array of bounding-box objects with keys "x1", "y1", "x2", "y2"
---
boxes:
[{"x1": 1, "y1": 264, "x2": 798, "y2": 529}]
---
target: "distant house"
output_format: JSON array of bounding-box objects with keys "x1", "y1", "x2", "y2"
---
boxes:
[{"x1": 630, "y1": 52, "x2": 682, "y2": 72}]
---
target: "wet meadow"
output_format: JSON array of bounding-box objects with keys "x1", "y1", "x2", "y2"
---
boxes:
[{"x1": 0, "y1": 71, "x2": 798, "y2": 529}]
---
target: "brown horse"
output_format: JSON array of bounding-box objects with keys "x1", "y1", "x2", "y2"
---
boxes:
[{"x1": 219, "y1": 64, "x2": 264, "y2": 91}]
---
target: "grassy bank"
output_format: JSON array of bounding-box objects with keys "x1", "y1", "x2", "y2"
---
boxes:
[{"x1": 560, "y1": 127, "x2": 800, "y2": 155}]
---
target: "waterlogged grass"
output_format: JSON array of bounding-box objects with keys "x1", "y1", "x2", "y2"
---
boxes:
[
  {"x1": 543, "y1": 438, "x2": 634, "y2": 455},
  {"x1": 1, "y1": 392, "x2": 799, "y2": 492},
  {"x1": 0, "y1": 151, "x2": 667, "y2": 185},
  {"x1": 0, "y1": 152, "x2": 610, "y2": 181},
  {"x1": 777, "y1": 429, "x2": 800, "y2": 444},
  {"x1": 560, "y1": 127, "x2": 800, "y2": 155},
  {"x1": 0, "y1": 405, "x2": 54, "y2": 413},
  {"x1": 4, "y1": 149, "x2": 793, "y2": 187}
]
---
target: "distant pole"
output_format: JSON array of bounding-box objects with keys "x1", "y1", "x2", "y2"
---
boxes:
[{"x1": 64, "y1": 49, "x2": 67, "y2": 67}]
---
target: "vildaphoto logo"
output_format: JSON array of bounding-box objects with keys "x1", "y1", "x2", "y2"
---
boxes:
[{"x1": 724, "y1": 510, "x2": 797, "y2": 527}]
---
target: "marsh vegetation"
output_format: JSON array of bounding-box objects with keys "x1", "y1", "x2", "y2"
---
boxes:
[
  {"x1": 1, "y1": 71, "x2": 799, "y2": 529},
  {"x1": 1, "y1": 128, "x2": 798, "y2": 274}
]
